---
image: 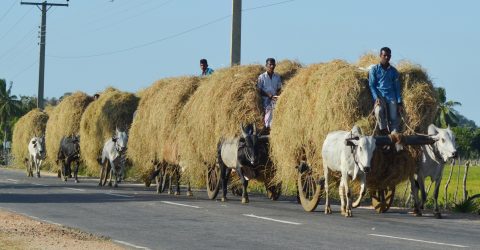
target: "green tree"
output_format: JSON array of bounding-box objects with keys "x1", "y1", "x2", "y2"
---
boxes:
[
  {"x1": 0, "y1": 79, "x2": 22, "y2": 145},
  {"x1": 435, "y1": 87, "x2": 462, "y2": 128},
  {"x1": 452, "y1": 126, "x2": 476, "y2": 159}
]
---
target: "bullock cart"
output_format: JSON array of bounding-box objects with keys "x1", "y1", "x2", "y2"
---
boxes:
[
  {"x1": 297, "y1": 134, "x2": 435, "y2": 213},
  {"x1": 269, "y1": 58, "x2": 438, "y2": 214},
  {"x1": 206, "y1": 134, "x2": 282, "y2": 201}
]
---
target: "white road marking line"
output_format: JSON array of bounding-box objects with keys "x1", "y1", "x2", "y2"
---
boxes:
[
  {"x1": 242, "y1": 214, "x2": 301, "y2": 225},
  {"x1": 369, "y1": 234, "x2": 469, "y2": 248},
  {"x1": 161, "y1": 201, "x2": 201, "y2": 209},
  {"x1": 6, "y1": 179, "x2": 18, "y2": 182},
  {"x1": 106, "y1": 193, "x2": 134, "y2": 198},
  {"x1": 64, "y1": 187, "x2": 85, "y2": 192},
  {"x1": 31, "y1": 183, "x2": 49, "y2": 187},
  {"x1": 113, "y1": 240, "x2": 151, "y2": 250}
]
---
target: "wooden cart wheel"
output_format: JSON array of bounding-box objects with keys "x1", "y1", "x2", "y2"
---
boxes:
[
  {"x1": 265, "y1": 183, "x2": 282, "y2": 201},
  {"x1": 206, "y1": 163, "x2": 221, "y2": 199},
  {"x1": 371, "y1": 186, "x2": 395, "y2": 213},
  {"x1": 298, "y1": 170, "x2": 322, "y2": 212}
]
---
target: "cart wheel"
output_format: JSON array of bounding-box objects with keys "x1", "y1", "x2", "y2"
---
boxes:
[
  {"x1": 265, "y1": 182, "x2": 282, "y2": 201},
  {"x1": 371, "y1": 186, "x2": 395, "y2": 213},
  {"x1": 206, "y1": 163, "x2": 221, "y2": 199},
  {"x1": 298, "y1": 169, "x2": 322, "y2": 212}
]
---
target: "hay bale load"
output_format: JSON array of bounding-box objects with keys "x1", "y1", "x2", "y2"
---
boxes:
[
  {"x1": 11, "y1": 109, "x2": 49, "y2": 166},
  {"x1": 270, "y1": 56, "x2": 437, "y2": 210},
  {"x1": 79, "y1": 88, "x2": 138, "y2": 176},
  {"x1": 128, "y1": 77, "x2": 201, "y2": 182},
  {"x1": 177, "y1": 60, "x2": 301, "y2": 187},
  {"x1": 45, "y1": 92, "x2": 93, "y2": 171}
]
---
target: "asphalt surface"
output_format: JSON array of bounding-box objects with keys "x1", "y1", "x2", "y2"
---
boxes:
[{"x1": 0, "y1": 168, "x2": 478, "y2": 250}]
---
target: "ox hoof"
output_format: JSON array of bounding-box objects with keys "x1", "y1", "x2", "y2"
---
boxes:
[
  {"x1": 174, "y1": 191, "x2": 180, "y2": 196},
  {"x1": 241, "y1": 197, "x2": 249, "y2": 204},
  {"x1": 186, "y1": 191, "x2": 193, "y2": 197},
  {"x1": 114, "y1": 183, "x2": 118, "y2": 188},
  {"x1": 345, "y1": 211, "x2": 352, "y2": 218},
  {"x1": 413, "y1": 208, "x2": 422, "y2": 217},
  {"x1": 434, "y1": 212, "x2": 442, "y2": 219},
  {"x1": 75, "y1": 180, "x2": 79, "y2": 183},
  {"x1": 325, "y1": 207, "x2": 332, "y2": 214},
  {"x1": 221, "y1": 197, "x2": 227, "y2": 202},
  {"x1": 37, "y1": 173, "x2": 41, "y2": 178},
  {"x1": 108, "y1": 182, "x2": 112, "y2": 187}
]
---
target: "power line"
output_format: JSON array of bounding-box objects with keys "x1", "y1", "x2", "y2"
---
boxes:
[
  {"x1": 0, "y1": 0, "x2": 17, "y2": 24},
  {"x1": 90, "y1": 0, "x2": 174, "y2": 33},
  {"x1": 10, "y1": 61, "x2": 37, "y2": 80},
  {"x1": 0, "y1": 27, "x2": 36, "y2": 61},
  {"x1": 47, "y1": 0, "x2": 296, "y2": 60},
  {"x1": 0, "y1": 6, "x2": 33, "y2": 43}
]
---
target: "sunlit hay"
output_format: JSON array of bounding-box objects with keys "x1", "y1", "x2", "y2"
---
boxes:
[
  {"x1": 79, "y1": 88, "x2": 138, "y2": 176},
  {"x1": 270, "y1": 60, "x2": 371, "y2": 189},
  {"x1": 177, "y1": 61, "x2": 302, "y2": 187},
  {"x1": 397, "y1": 61, "x2": 438, "y2": 133},
  {"x1": 356, "y1": 52, "x2": 378, "y2": 69},
  {"x1": 44, "y1": 92, "x2": 93, "y2": 172},
  {"x1": 271, "y1": 58, "x2": 438, "y2": 192},
  {"x1": 11, "y1": 109, "x2": 49, "y2": 166},
  {"x1": 275, "y1": 60, "x2": 303, "y2": 83},
  {"x1": 127, "y1": 77, "x2": 200, "y2": 182}
]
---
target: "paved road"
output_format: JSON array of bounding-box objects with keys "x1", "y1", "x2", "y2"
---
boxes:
[{"x1": 0, "y1": 168, "x2": 478, "y2": 250}]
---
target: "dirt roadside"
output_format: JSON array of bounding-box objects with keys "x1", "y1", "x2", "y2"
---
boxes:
[{"x1": 0, "y1": 209, "x2": 125, "y2": 250}]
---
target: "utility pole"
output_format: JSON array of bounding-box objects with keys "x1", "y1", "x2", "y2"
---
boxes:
[
  {"x1": 231, "y1": 0, "x2": 241, "y2": 66},
  {"x1": 21, "y1": 1, "x2": 68, "y2": 109}
]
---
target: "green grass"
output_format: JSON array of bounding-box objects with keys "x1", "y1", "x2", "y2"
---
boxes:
[{"x1": 395, "y1": 165, "x2": 480, "y2": 209}]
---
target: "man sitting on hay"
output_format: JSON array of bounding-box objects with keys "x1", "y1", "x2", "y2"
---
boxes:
[
  {"x1": 257, "y1": 58, "x2": 282, "y2": 131},
  {"x1": 369, "y1": 47, "x2": 404, "y2": 135}
]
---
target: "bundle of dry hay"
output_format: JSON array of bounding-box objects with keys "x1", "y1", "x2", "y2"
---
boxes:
[
  {"x1": 44, "y1": 92, "x2": 93, "y2": 171},
  {"x1": 11, "y1": 109, "x2": 49, "y2": 166},
  {"x1": 177, "y1": 60, "x2": 301, "y2": 187},
  {"x1": 79, "y1": 88, "x2": 138, "y2": 176},
  {"x1": 270, "y1": 56, "x2": 438, "y2": 192},
  {"x1": 128, "y1": 77, "x2": 201, "y2": 182}
]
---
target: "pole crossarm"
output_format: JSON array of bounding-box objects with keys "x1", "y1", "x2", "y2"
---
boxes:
[{"x1": 21, "y1": 2, "x2": 68, "y2": 7}]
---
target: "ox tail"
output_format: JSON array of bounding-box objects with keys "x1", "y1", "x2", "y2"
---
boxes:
[{"x1": 352, "y1": 184, "x2": 366, "y2": 208}]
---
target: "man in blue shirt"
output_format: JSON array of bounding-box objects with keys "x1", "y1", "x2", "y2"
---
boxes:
[
  {"x1": 200, "y1": 59, "x2": 214, "y2": 76},
  {"x1": 257, "y1": 58, "x2": 282, "y2": 129},
  {"x1": 369, "y1": 47, "x2": 403, "y2": 134}
]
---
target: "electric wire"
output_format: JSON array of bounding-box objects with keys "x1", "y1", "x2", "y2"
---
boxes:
[{"x1": 47, "y1": 0, "x2": 296, "y2": 59}]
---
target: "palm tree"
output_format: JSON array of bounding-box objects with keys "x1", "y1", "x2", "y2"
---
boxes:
[
  {"x1": 435, "y1": 87, "x2": 461, "y2": 128},
  {"x1": 0, "y1": 79, "x2": 22, "y2": 148}
]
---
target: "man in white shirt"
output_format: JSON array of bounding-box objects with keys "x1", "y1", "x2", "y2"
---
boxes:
[{"x1": 257, "y1": 58, "x2": 282, "y2": 129}]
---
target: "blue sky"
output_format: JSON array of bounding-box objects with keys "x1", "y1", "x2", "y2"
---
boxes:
[{"x1": 0, "y1": 0, "x2": 478, "y2": 125}]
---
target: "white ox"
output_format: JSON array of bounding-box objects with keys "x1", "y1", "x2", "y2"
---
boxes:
[
  {"x1": 99, "y1": 128, "x2": 128, "y2": 187},
  {"x1": 27, "y1": 136, "x2": 46, "y2": 177},
  {"x1": 410, "y1": 124, "x2": 457, "y2": 218},
  {"x1": 322, "y1": 126, "x2": 376, "y2": 217}
]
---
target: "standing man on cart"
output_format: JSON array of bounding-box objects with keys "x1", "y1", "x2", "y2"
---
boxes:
[
  {"x1": 369, "y1": 47, "x2": 403, "y2": 135},
  {"x1": 257, "y1": 58, "x2": 282, "y2": 131}
]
